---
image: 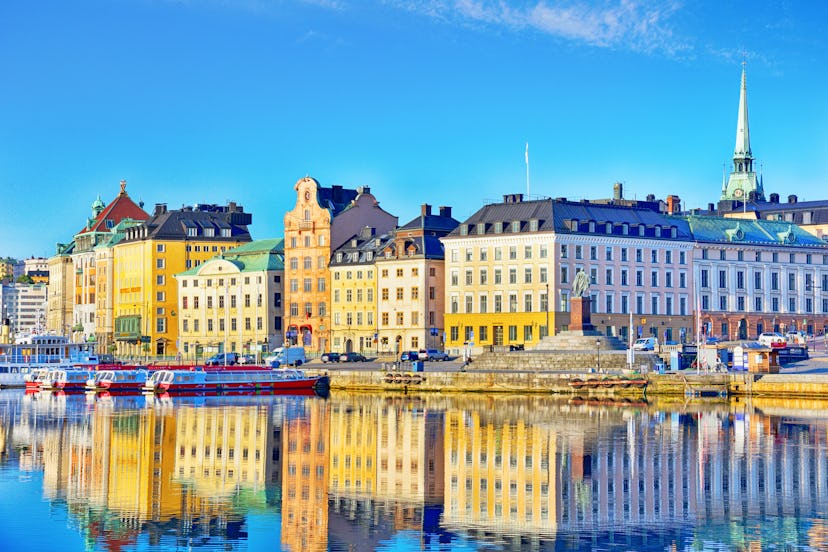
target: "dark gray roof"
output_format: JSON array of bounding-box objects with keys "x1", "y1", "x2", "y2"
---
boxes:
[
  {"x1": 399, "y1": 213, "x2": 460, "y2": 234},
  {"x1": 447, "y1": 196, "x2": 692, "y2": 241},
  {"x1": 330, "y1": 228, "x2": 391, "y2": 267},
  {"x1": 122, "y1": 204, "x2": 253, "y2": 243},
  {"x1": 317, "y1": 185, "x2": 359, "y2": 217}
]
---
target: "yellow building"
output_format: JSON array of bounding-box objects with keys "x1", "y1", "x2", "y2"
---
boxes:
[
  {"x1": 329, "y1": 228, "x2": 385, "y2": 354},
  {"x1": 283, "y1": 177, "x2": 396, "y2": 353},
  {"x1": 176, "y1": 239, "x2": 284, "y2": 360},
  {"x1": 442, "y1": 196, "x2": 554, "y2": 354},
  {"x1": 113, "y1": 202, "x2": 252, "y2": 358},
  {"x1": 46, "y1": 250, "x2": 74, "y2": 337}
]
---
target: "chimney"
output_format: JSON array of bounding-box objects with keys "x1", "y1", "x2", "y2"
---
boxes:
[
  {"x1": 613, "y1": 182, "x2": 623, "y2": 200},
  {"x1": 788, "y1": 194, "x2": 798, "y2": 204},
  {"x1": 421, "y1": 204, "x2": 432, "y2": 217},
  {"x1": 770, "y1": 193, "x2": 779, "y2": 203},
  {"x1": 646, "y1": 194, "x2": 656, "y2": 202},
  {"x1": 439, "y1": 206, "x2": 452, "y2": 218},
  {"x1": 357, "y1": 186, "x2": 371, "y2": 195},
  {"x1": 708, "y1": 203, "x2": 715, "y2": 212},
  {"x1": 503, "y1": 194, "x2": 524, "y2": 204},
  {"x1": 666, "y1": 195, "x2": 681, "y2": 214},
  {"x1": 153, "y1": 203, "x2": 167, "y2": 216},
  {"x1": 228, "y1": 201, "x2": 237, "y2": 212}
]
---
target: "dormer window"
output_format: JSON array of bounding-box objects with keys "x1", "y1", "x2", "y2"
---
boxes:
[
  {"x1": 511, "y1": 221, "x2": 520, "y2": 232},
  {"x1": 460, "y1": 225, "x2": 468, "y2": 236},
  {"x1": 606, "y1": 223, "x2": 613, "y2": 234},
  {"x1": 336, "y1": 253, "x2": 343, "y2": 262},
  {"x1": 366, "y1": 252, "x2": 373, "y2": 261},
  {"x1": 622, "y1": 223, "x2": 629, "y2": 235},
  {"x1": 569, "y1": 219, "x2": 579, "y2": 231},
  {"x1": 671, "y1": 226, "x2": 677, "y2": 238},
  {"x1": 477, "y1": 222, "x2": 485, "y2": 235},
  {"x1": 638, "y1": 225, "x2": 645, "y2": 236},
  {"x1": 529, "y1": 219, "x2": 538, "y2": 232},
  {"x1": 655, "y1": 226, "x2": 661, "y2": 237},
  {"x1": 494, "y1": 222, "x2": 503, "y2": 233},
  {"x1": 588, "y1": 221, "x2": 596, "y2": 233}
]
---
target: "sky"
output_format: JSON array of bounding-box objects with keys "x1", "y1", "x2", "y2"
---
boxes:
[{"x1": 2, "y1": 0, "x2": 827, "y2": 260}]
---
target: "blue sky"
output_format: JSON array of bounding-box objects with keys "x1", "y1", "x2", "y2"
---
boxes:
[{"x1": 2, "y1": 0, "x2": 827, "y2": 259}]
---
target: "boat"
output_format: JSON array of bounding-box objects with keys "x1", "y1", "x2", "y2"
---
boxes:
[
  {"x1": 86, "y1": 368, "x2": 150, "y2": 392},
  {"x1": 0, "y1": 333, "x2": 97, "y2": 388},
  {"x1": 41, "y1": 368, "x2": 94, "y2": 392},
  {"x1": 23, "y1": 368, "x2": 51, "y2": 390},
  {"x1": 143, "y1": 365, "x2": 329, "y2": 394}
]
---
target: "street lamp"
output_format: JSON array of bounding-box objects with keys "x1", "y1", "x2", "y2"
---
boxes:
[{"x1": 595, "y1": 338, "x2": 601, "y2": 373}]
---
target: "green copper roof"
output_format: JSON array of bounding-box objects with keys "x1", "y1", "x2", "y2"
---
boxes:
[
  {"x1": 177, "y1": 238, "x2": 284, "y2": 276},
  {"x1": 684, "y1": 215, "x2": 827, "y2": 247}
]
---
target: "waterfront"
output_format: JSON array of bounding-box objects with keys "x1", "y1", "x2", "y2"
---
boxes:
[{"x1": 1, "y1": 390, "x2": 827, "y2": 551}]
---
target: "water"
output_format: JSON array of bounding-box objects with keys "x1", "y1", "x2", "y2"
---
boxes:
[{"x1": 1, "y1": 389, "x2": 827, "y2": 551}]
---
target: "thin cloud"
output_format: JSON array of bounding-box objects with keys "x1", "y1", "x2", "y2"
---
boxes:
[{"x1": 388, "y1": 0, "x2": 690, "y2": 56}]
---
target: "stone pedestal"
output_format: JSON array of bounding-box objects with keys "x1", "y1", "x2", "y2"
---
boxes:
[{"x1": 570, "y1": 297, "x2": 594, "y2": 332}]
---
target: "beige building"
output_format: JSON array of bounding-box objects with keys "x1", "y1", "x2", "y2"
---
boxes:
[
  {"x1": 176, "y1": 239, "x2": 284, "y2": 360},
  {"x1": 375, "y1": 205, "x2": 457, "y2": 355},
  {"x1": 46, "y1": 250, "x2": 74, "y2": 337},
  {"x1": 283, "y1": 177, "x2": 396, "y2": 353}
]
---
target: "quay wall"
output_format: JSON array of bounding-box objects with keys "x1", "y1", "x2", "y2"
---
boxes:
[{"x1": 308, "y1": 369, "x2": 828, "y2": 399}]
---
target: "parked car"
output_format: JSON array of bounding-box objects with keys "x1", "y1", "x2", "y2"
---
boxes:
[
  {"x1": 205, "y1": 352, "x2": 239, "y2": 366},
  {"x1": 341, "y1": 352, "x2": 367, "y2": 362},
  {"x1": 238, "y1": 354, "x2": 257, "y2": 365},
  {"x1": 632, "y1": 337, "x2": 657, "y2": 351},
  {"x1": 400, "y1": 351, "x2": 419, "y2": 362},
  {"x1": 419, "y1": 349, "x2": 449, "y2": 361},
  {"x1": 265, "y1": 346, "x2": 306, "y2": 367},
  {"x1": 785, "y1": 331, "x2": 807, "y2": 346},
  {"x1": 320, "y1": 352, "x2": 341, "y2": 363},
  {"x1": 758, "y1": 332, "x2": 787, "y2": 348}
]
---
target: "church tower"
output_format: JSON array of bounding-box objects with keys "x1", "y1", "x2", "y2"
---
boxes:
[{"x1": 721, "y1": 63, "x2": 765, "y2": 203}]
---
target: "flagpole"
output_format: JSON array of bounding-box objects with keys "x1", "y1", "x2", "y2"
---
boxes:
[{"x1": 525, "y1": 142, "x2": 530, "y2": 197}]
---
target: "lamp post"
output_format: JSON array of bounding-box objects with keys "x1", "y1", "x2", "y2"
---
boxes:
[{"x1": 596, "y1": 338, "x2": 601, "y2": 373}]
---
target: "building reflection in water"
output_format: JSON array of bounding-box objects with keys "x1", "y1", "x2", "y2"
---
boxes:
[{"x1": 2, "y1": 391, "x2": 828, "y2": 550}]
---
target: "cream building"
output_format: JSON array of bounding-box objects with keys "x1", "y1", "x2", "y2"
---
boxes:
[
  {"x1": 176, "y1": 239, "x2": 284, "y2": 360},
  {"x1": 375, "y1": 205, "x2": 457, "y2": 355}
]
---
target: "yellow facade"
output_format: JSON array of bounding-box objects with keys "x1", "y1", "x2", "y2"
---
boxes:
[
  {"x1": 113, "y1": 238, "x2": 243, "y2": 358},
  {"x1": 443, "y1": 236, "x2": 554, "y2": 354},
  {"x1": 442, "y1": 409, "x2": 557, "y2": 533},
  {"x1": 328, "y1": 394, "x2": 378, "y2": 497},
  {"x1": 330, "y1": 264, "x2": 376, "y2": 354},
  {"x1": 46, "y1": 254, "x2": 74, "y2": 336},
  {"x1": 283, "y1": 177, "x2": 334, "y2": 352}
]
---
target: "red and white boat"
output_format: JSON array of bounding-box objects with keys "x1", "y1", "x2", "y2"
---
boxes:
[
  {"x1": 143, "y1": 365, "x2": 329, "y2": 394},
  {"x1": 41, "y1": 368, "x2": 93, "y2": 391},
  {"x1": 24, "y1": 368, "x2": 51, "y2": 390},
  {"x1": 86, "y1": 368, "x2": 150, "y2": 392}
]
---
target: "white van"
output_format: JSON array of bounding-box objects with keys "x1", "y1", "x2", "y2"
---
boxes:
[
  {"x1": 265, "y1": 346, "x2": 306, "y2": 367},
  {"x1": 632, "y1": 337, "x2": 657, "y2": 351}
]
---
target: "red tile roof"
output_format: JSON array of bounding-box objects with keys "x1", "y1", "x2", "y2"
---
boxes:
[{"x1": 77, "y1": 180, "x2": 149, "y2": 235}]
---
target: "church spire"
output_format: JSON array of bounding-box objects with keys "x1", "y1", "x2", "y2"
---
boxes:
[
  {"x1": 721, "y1": 62, "x2": 764, "y2": 203},
  {"x1": 734, "y1": 62, "x2": 751, "y2": 161}
]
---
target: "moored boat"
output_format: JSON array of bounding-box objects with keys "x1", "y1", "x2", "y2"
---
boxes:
[
  {"x1": 86, "y1": 368, "x2": 150, "y2": 392},
  {"x1": 41, "y1": 368, "x2": 93, "y2": 391},
  {"x1": 23, "y1": 368, "x2": 51, "y2": 390},
  {"x1": 143, "y1": 365, "x2": 329, "y2": 394}
]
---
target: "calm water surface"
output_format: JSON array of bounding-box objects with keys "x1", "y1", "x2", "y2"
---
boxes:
[{"x1": 1, "y1": 389, "x2": 827, "y2": 551}]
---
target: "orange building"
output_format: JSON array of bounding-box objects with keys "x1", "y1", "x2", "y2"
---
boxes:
[{"x1": 283, "y1": 177, "x2": 396, "y2": 353}]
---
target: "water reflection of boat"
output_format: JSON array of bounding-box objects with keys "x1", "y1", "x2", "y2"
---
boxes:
[{"x1": 143, "y1": 366, "x2": 330, "y2": 394}]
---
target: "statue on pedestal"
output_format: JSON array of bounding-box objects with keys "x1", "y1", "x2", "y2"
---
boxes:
[{"x1": 572, "y1": 269, "x2": 590, "y2": 298}]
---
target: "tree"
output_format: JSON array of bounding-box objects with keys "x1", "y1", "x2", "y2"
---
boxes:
[{"x1": 16, "y1": 274, "x2": 34, "y2": 284}]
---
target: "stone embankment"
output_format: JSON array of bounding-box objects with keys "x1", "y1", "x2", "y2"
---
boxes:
[{"x1": 306, "y1": 350, "x2": 828, "y2": 399}]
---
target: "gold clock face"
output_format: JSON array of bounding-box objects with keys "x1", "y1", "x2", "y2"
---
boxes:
[{"x1": 734, "y1": 188, "x2": 744, "y2": 198}]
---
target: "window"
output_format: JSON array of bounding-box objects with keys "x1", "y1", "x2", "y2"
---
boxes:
[
  {"x1": 479, "y1": 295, "x2": 488, "y2": 313},
  {"x1": 509, "y1": 268, "x2": 517, "y2": 284},
  {"x1": 718, "y1": 270, "x2": 727, "y2": 288},
  {"x1": 605, "y1": 247, "x2": 613, "y2": 261},
  {"x1": 495, "y1": 268, "x2": 502, "y2": 284},
  {"x1": 524, "y1": 267, "x2": 532, "y2": 284},
  {"x1": 539, "y1": 267, "x2": 547, "y2": 283},
  {"x1": 156, "y1": 258, "x2": 165, "y2": 269},
  {"x1": 480, "y1": 269, "x2": 488, "y2": 285},
  {"x1": 621, "y1": 248, "x2": 628, "y2": 262},
  {"x1": 560, "y1": 266, "x2": 568, "y2": 284},
  {"x1": 621, "y1": 269, "x2": 628, "y2": 286},
  {"x1": 524, "y1": 293, "x2": 532, "y2": 312},
  {"x1": 560, "y1": 245, "x2": 568, "y2": 259}
]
